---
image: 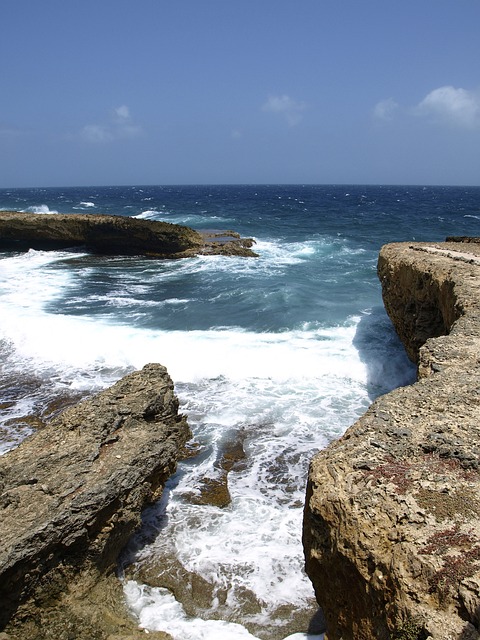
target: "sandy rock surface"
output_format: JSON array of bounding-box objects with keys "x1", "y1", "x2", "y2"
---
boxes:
[{"x1": 304, "y1": 241, "x2": 480, "y2": 640}]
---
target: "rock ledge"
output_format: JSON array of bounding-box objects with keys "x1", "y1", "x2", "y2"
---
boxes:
[
  {"x1": 303, "y1": 241, "x2": 480, "y2": 640},
  {"x1": 0, "y1": 211, "x2": 258, "y2": 257}
]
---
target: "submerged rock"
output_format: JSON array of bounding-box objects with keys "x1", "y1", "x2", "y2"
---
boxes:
[
  {"x1": 303, "y1": 241, "x2": 480, "y2": 640},
  {"x1": 0, "y1": 363, "x2": 190, "y2": 639},
  {"x1": 0, "y1": 211, "x2": 258, "y2": 258}
]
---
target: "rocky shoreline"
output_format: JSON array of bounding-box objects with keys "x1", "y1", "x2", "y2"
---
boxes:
[
  {"x1": 0, "y1": 364, "x2": 190, "y2": 639},
  {"x1": 3, "y1": 237, "x2": 480, "y2": 639},
  {"x1": 303, "y1": 240, "x2": 480, "y2": 640},
  {"x1": 0, "y1": 211, "x2": 258, "y2": 257}
]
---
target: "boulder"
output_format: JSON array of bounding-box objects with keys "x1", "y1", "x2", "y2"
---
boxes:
[
  {"x1": 303, "y1": 241, "x2": 480, "y2": 640},
  {"x1": 0, "y1": 363, "x2": 190, "y2": 639}
]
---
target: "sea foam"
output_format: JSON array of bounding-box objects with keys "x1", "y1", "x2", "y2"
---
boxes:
[{"x1": 25, "y1": 204, "x2": 58, "y2": 214}]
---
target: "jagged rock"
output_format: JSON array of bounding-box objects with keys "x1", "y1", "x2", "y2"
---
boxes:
[
  {"x1": 303, "y1": 241, "x2": 480, "y2": 640},
  {"x1": 199, "y1": 230, "x2": 258, "y2": 257},
  {"x1": 0, "y1": 363, "x2": 190, "y2": 639},
  {"x1": 0, "y1": 211, "x2": 258, "y2": 257}
]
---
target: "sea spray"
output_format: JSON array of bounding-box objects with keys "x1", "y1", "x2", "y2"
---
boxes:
[{"x1": 1, "y1": 184, "x2": 478, "y2": 636}]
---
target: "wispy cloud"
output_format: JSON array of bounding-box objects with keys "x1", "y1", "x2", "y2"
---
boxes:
[
  {"x1": 262, "y1": 94, "x2": 307, "y2": 126},
  {"x1": 415, "y1": 86, "x2": 480, "y2": 128},
  {"x1": 0, "y1": 124, "x2": 26, "y2": 137},
  {"x1": 373, "y1": 98, "x2": 399, "y2": 122},
  {"x1": 81, "y1": 124, "x2": 113, "y2": 143},
  {"x1": 114, "y1": 105, "x2": 130, "y2": 121},
  {"x1": 371, "y1": 86, "x2": 480, "y2": 130},
  {"x1": 81, "y1": 105, "x2": 143, "y2": 143}
]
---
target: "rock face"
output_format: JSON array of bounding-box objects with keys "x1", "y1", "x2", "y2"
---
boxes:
[
  {"x1": 303, "y1": 241, "x2": 480, "y2": 640},
  {"x1": 0, "y1": 363, "x2": 190, "y2": 639},
  {"x1": 0, "y1": 211, "x2": 258, "y2": 257}
]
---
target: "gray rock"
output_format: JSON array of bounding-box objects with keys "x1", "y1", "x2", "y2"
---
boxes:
[{"x1": 0, "y1": 363, "x2": 190, "y2": 638}]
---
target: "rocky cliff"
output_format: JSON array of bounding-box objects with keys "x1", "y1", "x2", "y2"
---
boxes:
[
  {"x1": 0, "y1": 363, "x2": 190, "y2": 640},
  {"x1": 0, "y1": 211, "x2": 258, "y2": 257},
  {"x1": 303, "y1": 241, "x2": 480, "y2": 640}
]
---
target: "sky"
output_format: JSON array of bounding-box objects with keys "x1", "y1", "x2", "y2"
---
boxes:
[{"x1": 1, "y1": 0, "x2": 480, "y2": 187}]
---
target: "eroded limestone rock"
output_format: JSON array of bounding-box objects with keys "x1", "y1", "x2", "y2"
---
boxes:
[
  {"x1": 0, "y1": 211, "x2": 258, "y2": 258},
  {"x1": 0, "y1": 363, "x2": 190, "y2": 639},
  {"x1": 303, "y1": 241, "x2": 480, "y2": 640}
]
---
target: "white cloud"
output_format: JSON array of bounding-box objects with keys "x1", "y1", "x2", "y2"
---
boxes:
[
  {"x1": 415, "y1": 86, "x2": 480, "y2": 128},
  {"x1": 114, "y1": 105, "x2": 130, "y2": 120},
  {"x1": 81, "y1": 105, "x2": 142, "y2": 143},
  {"x1": 231, "y1": 129, "x2": 242, "y2": 139},
  {"x1": 81, "y1": 124, "x2": 113, "y2": 143},
  {"x1": 262, "y1": 94, "x2": 307, "y2": 126},
  {"x1": 373, "y1": 98, "x2": 399, "y2": 122}
]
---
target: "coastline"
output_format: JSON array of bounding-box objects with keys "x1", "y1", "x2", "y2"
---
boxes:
[
  {"x1": 0, "y1": 364, "x2": 189, "y2": 639},
  {"x1": 303, "y1": 240, "x2": 480, "y2": 640},
  {"x1": 2, "y1": 223, "x2": 479, "y2": 637}
]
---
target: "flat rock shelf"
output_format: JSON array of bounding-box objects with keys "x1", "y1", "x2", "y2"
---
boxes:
[{"x1": 0, "y1": 211, "x2": 258, "y2": 258}]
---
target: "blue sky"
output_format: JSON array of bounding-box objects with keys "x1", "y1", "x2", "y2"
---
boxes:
[{"x1": 2, "y1": 0, "x2": 480, "y2": 187}]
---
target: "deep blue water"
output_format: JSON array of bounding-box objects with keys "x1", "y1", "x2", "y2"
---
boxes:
[
  {"x1": 0, "y1": 184, "x2": 479, "y2": 639},
  {"x1": 2, "y1": 184, "x2": 479, "y2": 332}
]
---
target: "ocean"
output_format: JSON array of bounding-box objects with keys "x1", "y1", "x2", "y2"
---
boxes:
[{"x1": 1, "y1": 184, "x2": 479, "y2": 639}]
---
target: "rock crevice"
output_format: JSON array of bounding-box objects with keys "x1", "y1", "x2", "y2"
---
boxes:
[{"x1": 303, "y1": 241, "x2": 480, "y2": 640}]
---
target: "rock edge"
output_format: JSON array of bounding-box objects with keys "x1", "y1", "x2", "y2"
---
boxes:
[
  {"x1": 303, "y1": 241, "x2": 480, "y2": 640},
  {"x1": 0, "y1": 211, "x2": 258, "y2": 258},
  {"x1": 0, "y1": 363, "x2": 191, "y2": 639}
]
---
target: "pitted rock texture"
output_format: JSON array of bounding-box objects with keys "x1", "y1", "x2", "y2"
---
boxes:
[
  {"x1": 303, "y1": 241, "x2": 480, "y2": 640},
  {"x1": 0, "y1": 363, "x2": 190, "y2": 639}
]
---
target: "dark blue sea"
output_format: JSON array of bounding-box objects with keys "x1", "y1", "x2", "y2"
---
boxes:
[{"x1": 1, "y1": 184, "x2": 479, "y2": 639}]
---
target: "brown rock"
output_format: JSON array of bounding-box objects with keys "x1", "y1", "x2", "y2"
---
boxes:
[
  {"x1": 303, "y1": 241, "x2": 480, "y2": 640},
  {"x1": 0, "y1": 363, "x2": 190, "y2": 639},
  {"x1": 0, "y1": 211, "x2": 258, "y2": 258}
]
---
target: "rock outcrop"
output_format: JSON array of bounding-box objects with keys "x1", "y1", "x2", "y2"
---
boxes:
[
  {"x1": 303, "y1": 241, "x2": 480, "y2": 640},
  {"x1": 0, "y1": 363, "x2": 190, "y2": 640},
  {"x1": 0, "y1": 211, "x2": 258, "y2": 257}
]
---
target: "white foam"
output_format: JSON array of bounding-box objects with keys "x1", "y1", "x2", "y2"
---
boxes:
[
  {"x1": 120, "y1": 326, "x2": 367, "y2": 634},
  {"x1": 25, "y1": 205, "x2": 58, "y2": 214},
  {"x1": 73, "y1": 201, "x2": 96, "y2": 210},
  {"x1": 124, "y1": 581, "x2": 261, "y2": 639},
  {"x1": 0, "y1": 251, "x2": 368, "y2": 385},
  {"x1": 134, "y1": 209, "x2": 160, "y2": 219},
  {"x1": 0, "y1": 248, "x2": 375, "y2": 636},
  {"x1": 0, "y1": 250, "x2": 81, "y2": 310},
  {"x1": 0, "y1": 315, "x2": 368, "y2": 390},
  {"x1": 124, "y1": 366, "x2": 358, "y2": 628},
  {"x1": 252, "y1": 237, "x2": 356, "y2": 267}
]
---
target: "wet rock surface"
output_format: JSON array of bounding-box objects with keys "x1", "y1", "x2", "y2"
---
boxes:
[
  {"x1": 0, "y1": 363, "x2": 190, "y2": 639},
  {"x1": 303, "y1": 241, "x2": 480, "y2": 640},
  {"x1": 0, "y1": 211, "x2": 257, "y2": 258}
]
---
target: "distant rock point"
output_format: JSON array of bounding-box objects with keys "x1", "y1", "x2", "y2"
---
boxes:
[{"x1": 0, "y1": 211, "x2": 258, "y2": 258}]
